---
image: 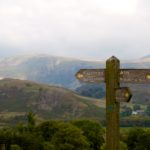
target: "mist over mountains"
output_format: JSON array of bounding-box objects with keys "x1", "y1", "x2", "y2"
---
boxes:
[
  {"x1": 0, "y1": 54, "x2": 150, "y2": 86},
  {"x1": 0, "y1": 54, "x2": 105, "y2": 88},
  {"x1": 0, "y1": 54, "x2": 150, "y2": 104}
]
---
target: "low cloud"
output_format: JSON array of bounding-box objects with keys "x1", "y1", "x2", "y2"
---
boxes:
[{"x1": 0, "y1": 0, "x2": 149, "y2": 59}]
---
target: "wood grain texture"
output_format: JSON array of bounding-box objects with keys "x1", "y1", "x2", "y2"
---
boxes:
[
  {"x1": 76, "y1": 69, "x2": 150, "y2": 84},
  {"x1": 120, "y1": 69, "x2": 150, "y2": 84},
  {"x1": 106, "y1": 56, "x2": 120, "y2": 150},
  {"x1": 75, "y1": 69, "x2": 105, "y2": 83}
]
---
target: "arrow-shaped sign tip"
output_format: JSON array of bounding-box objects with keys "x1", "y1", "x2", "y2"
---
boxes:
[
  {"x1": 116, "y1": 87, "x2": 132, "y2": 102},
  {"x1": 75, "y1": 70, "x2": 83, "y2": 79}
]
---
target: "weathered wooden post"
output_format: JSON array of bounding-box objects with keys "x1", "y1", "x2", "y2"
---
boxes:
[
  {"x1": 106, "y1": 56, "x2": 120, "y2": 150},
  {"x1": 0, "y1": 144, "x2": 6, "y2": 150}
]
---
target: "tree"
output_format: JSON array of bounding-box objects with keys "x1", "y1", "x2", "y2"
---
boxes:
[
  {"x1": 73, "y1": 120, "x2": 104, "y2": 150},
  {"x1": 75, "y1": 84, "x2": 105, "y2": 98},
  {"x1": 126, "y1": 128, "x2": 144, "y2": 150},
  {"x1": 51, "y1": 122, "x2": 90, "y2": 150},
  {"x1": 37, "y1": 121, "x2": 59, "y2": 141},
  {"x1": 133, "y1": 104, "x2": 141, "y2": 111},
  {"x1": 126, "y1": 128, "x2": 150, "y2": 150},
  {"x1": 134, "y1": 130, "x2": 150, "y2": 150},
  {"x1": 121, "y1": 107, "x2": 132, "y2": 117},
  {"x1": 27, "y1": 111, "x2": 36, "y2": 128},
  {"x1": 10, "y1": 145, "x2": 22, "y2": 150},
  {"x1": 16, "y1": 123, "x2": 27, "y2": 134},
  {"x1": 145, "y1": 104, "x2": 150, "y2": 116},
  {"x1": 42, "y1": 142, "x2": 55, "y2": 150},
  {"x1": 12, "y1": 133, "x2": 43, "y2": 150}
]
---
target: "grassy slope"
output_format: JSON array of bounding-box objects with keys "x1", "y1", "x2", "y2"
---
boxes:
[{"x1": 0, "y1": 79, "x2": 105, "y2": 123}]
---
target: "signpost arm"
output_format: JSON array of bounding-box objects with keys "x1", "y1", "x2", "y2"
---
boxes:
[{"x1": 106, "y1": 56, "x2": 120, "y2": 150}]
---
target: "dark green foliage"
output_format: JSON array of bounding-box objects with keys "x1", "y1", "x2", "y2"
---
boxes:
[
  {"x1": 12, "y1": 133, "x2": 43, "y2": 150},
  {"x1": 38, "y1": 120, "x2": 105, "y2": 150},
  {"x1": 126, "y1": 128, "x2": 150, "y2": 150},
  {"x1": 16, "y1": 124, "x2": 28, "y2": 134},
  {"x1": 10, "y1": 145, "x2": 22, "y2": 150},
  {"x1": 120, "y1": 117, "x2": 150, "y2": 127},
  {"x1": 133, "y1": 104, "x2": 141, "y2": 111},
  {"x1": 145, "y1": 104, "x2": 150, "y2": 116},
  {"x1": 1, "y1": 119, "x2": 150, "y2": 150},
  {"x1": 42, "y1": 142, "x2": 55, "y2": 150},
  {"x1": 121, "y1": 107, "x2": 132, "y2": 117},
  {"x1": 125, "y1": 128, "x2": 143, "y2": 150},
  {"x1": 37, "y1": 121, "x2": 59, "y2": 141},
  {"x1": 27, "y1": 111, "x2": 35, "y2": 127},
  {"x1": 76, "y1": 84, "x2": 105, "y2": 99},
  {"x1": 134, "y1": 132, "x2": 150, "y2": 150},
  {"x1": 72, "y1": 120, "x2": 104, "y2": 150},
  {"x1": 51, "y1": 122, "x2": 90, "y2": 150}
]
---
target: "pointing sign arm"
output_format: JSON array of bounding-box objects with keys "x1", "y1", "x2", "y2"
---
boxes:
[
  {"x1": 75, "y1": 69, "x2": 105, "y2": 83},
  {"x1": 120, "y1": 69, "x2": 150, "y2": 84},
  {"x1": 76, "y1": 69, "x2": 150, "y2": 84}
]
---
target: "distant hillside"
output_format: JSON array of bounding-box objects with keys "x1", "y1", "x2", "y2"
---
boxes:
[
  {"x1": 0, "y1": 54, "x2": 150, "y2": 104},
  {"x1": 126, "y1": 84, "x2": 150, "y2": 105},
  {"x1": 0, "y1": 78, "x2": 105, "y2": 123},
  {"x1": 0, "y1": 54, "x2": 104, "y2": 89},
  {"x1": 0, "y1": 54, "x2": 150, "y2": 88},
  {"x1": 75, "y1": 84, "x2": 105, "y2": 99}
]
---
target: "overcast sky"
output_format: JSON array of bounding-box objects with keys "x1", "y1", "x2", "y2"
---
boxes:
[{"x1": 0, "y1": 0, "x2": 150, "y2": 59}]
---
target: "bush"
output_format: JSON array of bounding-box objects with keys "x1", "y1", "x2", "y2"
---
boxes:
[
  {"x1": 42, "y1": 142, "x2": 55, "y2": 150},
  {"x1": 72, "y1": 120, "x2": 104, "y2": 150},
  {"x1": 37, "y1": 121, "x2": 59, "y2": 141},
  {"x1": 10, "y1": 145, "x2": 22, "y2": 150},
  {"x1": 51, "y1": 122, "x2": 90, "y2": 150},
  {"x1": 126, "y1": 128, "x2": 150, "y2": 150}
]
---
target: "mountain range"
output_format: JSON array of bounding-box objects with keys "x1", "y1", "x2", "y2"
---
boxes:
[
  {"x1": 0, "y1": 54, "x2": 150, "y2": 104},
  {"x1": 0, "y1": 78, "x2": 105, "y2": 126},
  {"x1": 0, "y1": 54, "x2": 106, "y2": 90}
]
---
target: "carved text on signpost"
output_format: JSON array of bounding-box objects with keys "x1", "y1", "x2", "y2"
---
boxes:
[
  {"x1": 120, "y1": 69, "x2": 150, "y2": 84},
  {"x1": 76, "y1": 69, "x2": 105, "y2": 83},
  {"x1": 76, "y1": 69, "x2": 150, "y2": 84}
]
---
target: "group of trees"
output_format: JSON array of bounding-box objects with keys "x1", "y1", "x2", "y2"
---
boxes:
[
  {"x1": 75, "y1": 84, "x2": 105, "y2": 99},
  {"x1": 1, "y1": 112, "x2": 150, "y2": 150},
  {"x1": 146, "y1": 104, "x2": 150, "y2": 116},
  {"x1": 125, "y1": 128, "x2": 150, "y2": 150},
  {"x1": 120, "y1": 117, "x2": 150, "y2": 127},
  {"x1": 0, "y1": 118, "x2": 105, "y2": 150}
]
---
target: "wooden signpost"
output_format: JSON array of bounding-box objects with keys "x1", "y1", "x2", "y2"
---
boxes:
[
  {"x1": 0, "y1": 144, "x2": 5, "y2": 150},
  {"x1": 75, "y1": 56, "x2": 150, "y2": 150}
]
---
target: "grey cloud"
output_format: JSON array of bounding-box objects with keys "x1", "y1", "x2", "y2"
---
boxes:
[{"x1": 0, "y1": 0, "x2": 149, "y2": 59}]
